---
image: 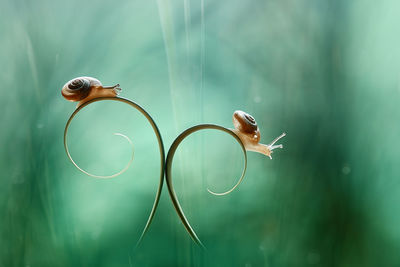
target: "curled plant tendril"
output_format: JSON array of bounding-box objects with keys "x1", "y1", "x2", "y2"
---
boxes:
[
  {"x1": 165, "y1": 111, "x2": 285, "y2": 247},
  {"x1": 64, "y1": 124, "x2": 134, "y2": 178},
  {"x1": 62, "y1": 77, "x2": 165, "y2": 247},
  {"x1": 165, "y1": 124, "x2": 246, "y2": 248}
]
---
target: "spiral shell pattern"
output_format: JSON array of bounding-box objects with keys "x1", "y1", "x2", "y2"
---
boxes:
[
  {"x1": 61, "y1": 78, "x2": 92, "y2": 101},
  {"x1": 233, "y1": 110, "x2": 258, "y2": 133}
]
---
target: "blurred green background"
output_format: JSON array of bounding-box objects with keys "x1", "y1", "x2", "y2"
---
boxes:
[{"x1": 1, "y1": 0, "x2": 400, "y2": 266}]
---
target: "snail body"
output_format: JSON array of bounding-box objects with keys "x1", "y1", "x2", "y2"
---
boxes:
[
  {"x1": 61, "y1": 77, "x2": 121, "y2": 108},
  {"x1": 232, "y1": 110, "x2": 285, "y2": 159}
]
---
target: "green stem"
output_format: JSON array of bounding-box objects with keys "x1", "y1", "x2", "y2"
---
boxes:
[
  {"x1": 165, "y1": 124, "x2": 247, "y2": 248},
  {"x1": 63, "y1": 96, "x2": 165, "y2": 247}
]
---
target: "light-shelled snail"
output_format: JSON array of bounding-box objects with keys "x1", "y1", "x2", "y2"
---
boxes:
[
  {"x1": 165, "y1": 110, "x2": 285, "y2": 248},
  {"x1": 62, "y1": 77, "x2": 165, "y2": 248},
  {"x1": 61, "y1": 77, "x2": 121, "y2": 107},
  {"x1": 232, "y1": 110, "x2": 286, "y2": 159}
]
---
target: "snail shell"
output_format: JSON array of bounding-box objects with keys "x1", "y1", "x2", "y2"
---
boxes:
[
  {"x1": 61, "y1": 77, "x2": 102, "y2": 101},
  {"x1": 233, "y1": 110, "x2": 260, "y2": 143},
  {"x1": 61, "y1": 77, "x2": 120, "y2": 108}
]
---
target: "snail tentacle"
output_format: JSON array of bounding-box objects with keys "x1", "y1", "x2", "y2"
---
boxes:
[
  {"x1": 63, "y1": 97, "x2": 165, "y2": 247},
  {"x1": 268, "y1": 132, "x2": 286, "y2": 147},
  {"x1": 165, "y1": 124, "x2": 247, "y2": 248},
  {"x1": 265, "y1": 132, "x2": 286, "y2": 159}
]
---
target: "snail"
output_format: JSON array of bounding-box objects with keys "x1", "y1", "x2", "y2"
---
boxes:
[
  {"x1": 232, "y1": 110, "x2": 286, "y2": 159},
  {"x1": 62, "y1": 77, "x2": 165, "y2": 248},
  {"x1": 61, "y1": 77, "x2": 121, "y2": 107},
  {"x1": 165, "y1": 110, "x2": 286, "y2": 248},
  {"x1": 206, "y1": 110, "x2": 285, "y2": 195}
]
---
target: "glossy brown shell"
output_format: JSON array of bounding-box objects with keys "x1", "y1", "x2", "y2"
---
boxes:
[
  {"x1": 61, "y1": 77, "x2": 101, "y2": 101},
  {"x1": 233, "y1": 110, "x2": 258, "y2": 133}
]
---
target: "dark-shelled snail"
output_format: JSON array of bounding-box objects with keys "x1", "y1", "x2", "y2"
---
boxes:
[
  {"x1": 61, "y1": 77, "x2": 165, "y2": 248},
  {"x1": 61, "y1": 77, "x2": 121, "y2": 107},
  {"x1": 165, "y1": 110, "x2": 285, "y2": 248}
]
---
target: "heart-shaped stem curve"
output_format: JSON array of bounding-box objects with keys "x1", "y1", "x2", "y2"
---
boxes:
[
  {"x1": 165, "y1": 124, "x2": 247, "y2": 248},
  {"x1": 63, "y1": 97, "x2": 165, "y2": 247}
]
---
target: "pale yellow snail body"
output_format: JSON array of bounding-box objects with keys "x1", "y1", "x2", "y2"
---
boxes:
[
  {"x1": 61, "y1": 77, "x2": 121, "y2": 107},
  {"x1": 231, "y1": 110, "x2": 286, "y2": 159}
]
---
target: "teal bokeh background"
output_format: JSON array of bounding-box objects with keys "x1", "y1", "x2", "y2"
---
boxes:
[{"x1": 1, "y1": 0, "x2": 400, "y2": 266}]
